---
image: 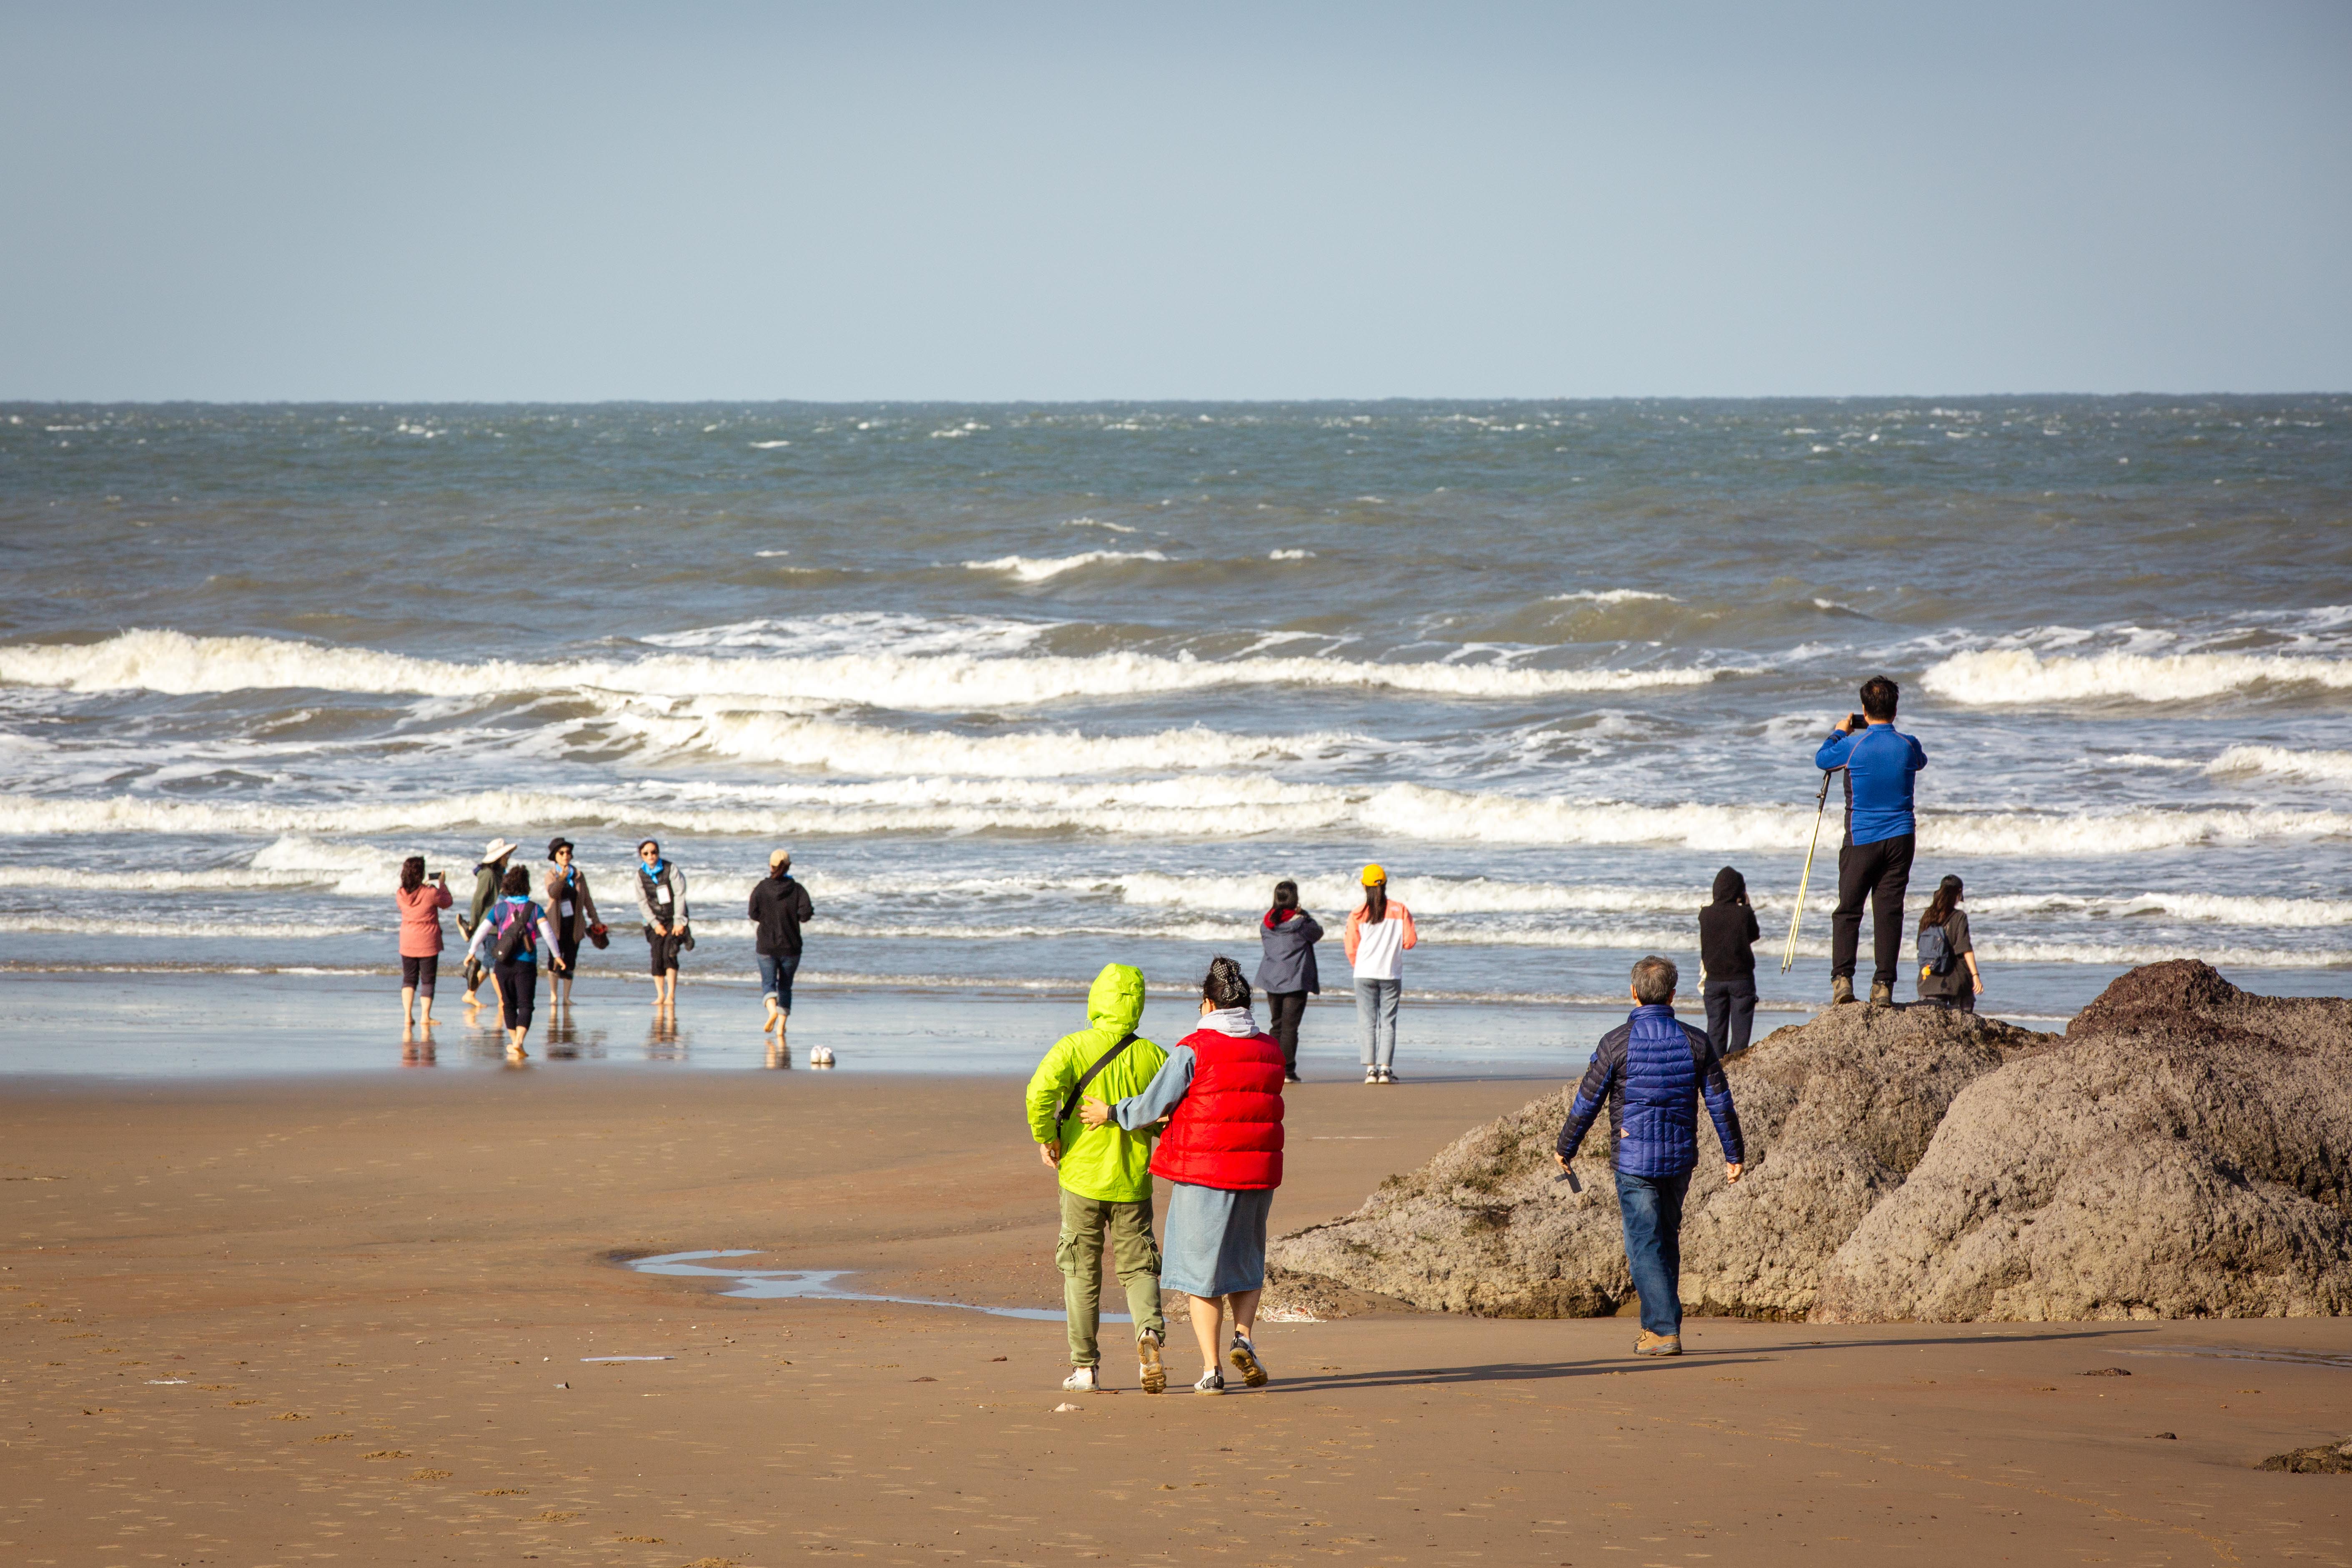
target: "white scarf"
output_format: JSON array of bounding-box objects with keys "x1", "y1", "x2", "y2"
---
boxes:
[{"x1": 1199, "y1": 1005, "x2": 1260, "y2": 1036}]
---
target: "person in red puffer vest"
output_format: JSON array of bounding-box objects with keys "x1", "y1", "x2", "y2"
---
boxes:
[{"x1": 1082, "y1": 955, "x2": 1285, "y2": 1395}]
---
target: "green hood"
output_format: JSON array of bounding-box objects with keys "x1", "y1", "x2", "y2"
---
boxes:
[
  {"x1": 1086, "y1": 962, "x2": 1146, "y2": 1037},
  {"x1": 1024, "y1": 961, "x2": 1167, "y2": 1203}
]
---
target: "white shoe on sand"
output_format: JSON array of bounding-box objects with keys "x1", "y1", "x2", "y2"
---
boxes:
[{"x1": 1062, "y1": 1366, "x2": 1099, "y2": 1392}]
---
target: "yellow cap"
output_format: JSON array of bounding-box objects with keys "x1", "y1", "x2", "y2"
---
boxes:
[{"x1": 1361, "y1": 863, "x2": 1386, "y2": 886}]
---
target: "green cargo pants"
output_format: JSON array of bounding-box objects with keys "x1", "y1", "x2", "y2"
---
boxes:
[{"x1": 1055, "y1": 1187, "x2": 1165, "y2": 1367}]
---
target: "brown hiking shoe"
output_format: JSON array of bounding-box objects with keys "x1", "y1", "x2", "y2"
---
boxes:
[
  {"x1": 1868, "y1": 979, "x2": 1894, "y2": 1006},
  {"x1": 1634, "y1": 1331, "x2": 1682, "y2": 1357},
  {"x1": 1137, "y1": 1331, "x2": 1166, "y2": 1395},
  {"x1": 1830, "y1": 975, "x2": 1856, "y2": 1005}
]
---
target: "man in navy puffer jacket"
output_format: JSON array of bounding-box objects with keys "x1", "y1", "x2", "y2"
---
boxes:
[{"x1": 1555, "y1": 955, "x2": 1745, "y2": 1356}]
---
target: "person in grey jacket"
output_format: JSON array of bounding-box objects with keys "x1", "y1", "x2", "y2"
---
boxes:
[
  {"x1": 634, "y1": 838, "x2": 689, "y2": 1011},
  {"x1": 1254, "y1": 879, "x2": 1321, "y2": 1083}
]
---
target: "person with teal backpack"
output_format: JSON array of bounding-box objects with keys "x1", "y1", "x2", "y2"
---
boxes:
[
  {"x1": 462, "y1": 865, "x2": 564, "y2": 1058},
  {"x1": 1024, "y1": 963, "x2": 1170, "y2": 1395}
]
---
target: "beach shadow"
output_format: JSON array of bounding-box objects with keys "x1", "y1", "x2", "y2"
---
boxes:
[{"x1": 1261, "y1": 1355, "x2": 1778, "y2": 1394}]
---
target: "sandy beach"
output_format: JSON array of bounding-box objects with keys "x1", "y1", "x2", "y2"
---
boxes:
[{"x1": 5, "y1": 1069, "x2": 2346, "y2": 1567}]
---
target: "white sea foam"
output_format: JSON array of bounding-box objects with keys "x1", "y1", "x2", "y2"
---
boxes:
[
  {"x1": 604, "y1": 704, "x2": 1366, "y2": 776},
  {"x1": 0, "y1": 865, "x2": 336, "y2": 893},
  {"x1": 1267, "y1": 549, "x2": 1315, "y2": 561},
  {"x1": 9, "y1": 783, "x2": 2345, "y2": 856},
  {"x1": 1923, "y1": 646, "x2": 2352, "y2": 705},
  {"x1": 748, "y1": 440, "x2": 792, "y2": 449},
  {"x1": 0, "y1": 916, "x2": 370, "y2": 939},
  {"x1": 1548, "y1": 590, "x2": 1679, "y2": 604},
  {"x1": 2205, "y1": 745, "x2": 2352, "y2": 783},
  {"x1": 0, "y1": 629, "x2": 1746, "y2": 707},
  {"x1": 961, "y1": 550, "x2": 1170, "y2": 582}
]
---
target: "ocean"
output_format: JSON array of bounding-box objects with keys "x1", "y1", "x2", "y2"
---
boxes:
[{"x1": 1, "y1": 396, "x2": 2346, "y2": 1070}]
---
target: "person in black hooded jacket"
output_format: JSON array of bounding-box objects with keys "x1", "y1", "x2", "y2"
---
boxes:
[
  {"x1": 1697, "y1": 866, "x2": 1760, "y2": 1059},
  {"x1": 748, "y1": 847, "x2": 815, "y2": 1039}
]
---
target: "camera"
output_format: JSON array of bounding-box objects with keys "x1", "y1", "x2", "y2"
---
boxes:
[{"x1": 1847, "y1": 712, "x2": 1869, "y2": 733}]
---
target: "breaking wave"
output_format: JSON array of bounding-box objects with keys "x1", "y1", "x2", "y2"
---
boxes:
[
  {"x1": 1923, "y1": 646, "x2": 2352, "y2": 705},
  {"x1": 604, "y1": 705, "x2": 1366, "y2": 776},
  {"x1": 6, "y1": 784, "x2": 2345, "y2": 856},
  {"x1": 961, "y1": 550, "x2": 1170, "y2": 582},
  {"x1": 2204, "y1": 745, "x2": 2352, "y2": 784},
  {"x1": 0, "y1": 629, "x2": 1743, "y2": 708}
]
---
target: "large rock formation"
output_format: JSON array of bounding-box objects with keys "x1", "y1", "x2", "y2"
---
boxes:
[
  {"x1": 1269, "y1": 1001, "x2": 2050, "y2": 1318},
  {"x1": 1813, "y1": 963, "x2": 2352, "y2": 1321},
  {"x1": 1268, "y1": 964, "x2": 2352, "y2": 1323}
]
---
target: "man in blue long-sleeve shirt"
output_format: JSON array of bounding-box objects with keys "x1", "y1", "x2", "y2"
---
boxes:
[
  {"x1": 1555, "y1": 955, "x2": 1744, "y2": 1357},
  {"x1": 1812, "y1": 674, "x2": 1928, "y2": 1006}
]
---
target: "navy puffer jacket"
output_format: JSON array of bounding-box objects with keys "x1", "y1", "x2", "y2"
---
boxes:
[{"x1": 1556, "y1": 1005, "x2": 1744, "y2": 1177}]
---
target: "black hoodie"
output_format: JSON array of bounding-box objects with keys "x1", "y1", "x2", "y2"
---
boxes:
[
  {"x1": 748, "y1": 872, "x2": 815, "y2": 956},
  {"x1": 1698, "y1": 866, "x2": 1760, "y2": 981}
]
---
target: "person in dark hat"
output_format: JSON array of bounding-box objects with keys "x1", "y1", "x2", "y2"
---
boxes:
[{"x1": 542, "y1": 836, "x2": 602, "y2": 1011}]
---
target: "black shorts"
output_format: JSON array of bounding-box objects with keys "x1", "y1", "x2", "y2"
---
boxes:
[
  {"x1": 555, "y1": 933, "x2": 581, "y2": 973},
  {"x1": 646, "y1": 928, "x2": 687, "y2": 975},
  {"x1": 400, "y1": 954, "x2": 439, "y2": 994}
]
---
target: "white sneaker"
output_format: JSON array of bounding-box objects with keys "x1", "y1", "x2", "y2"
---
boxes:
[
  {"x1": 1193, "y1": 1367, "x2": 1226, "y2": 1395},
  {"x1": 1061, "y1": 1366, "x2": 1099, "y2": 1392},
  {"x1": 1363, "y1": 1066, "x2": 1379, "y2": 1084},
  {"x1": 809, "y1": 1044, "x2": 835, "y2": 1066},
  {"x1": 1378, "y1": 1065, "x2": 1398, "y2": 1084},
  {"x1": 1229, "y1": 1332, "x2": 1268, "y2": 1387}
]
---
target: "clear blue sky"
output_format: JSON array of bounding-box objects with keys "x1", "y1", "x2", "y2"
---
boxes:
[{"x1": 3, "y1": 2, "x2": 2347, "y2": 401}]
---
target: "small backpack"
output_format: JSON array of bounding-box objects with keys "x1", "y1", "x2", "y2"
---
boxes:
[
  {"x1": 491, "y1": 900, "x2": 536, "y2": 966},
  {"x1": 1917, "y1": 920, "x2": 1953, "y2": 976}
]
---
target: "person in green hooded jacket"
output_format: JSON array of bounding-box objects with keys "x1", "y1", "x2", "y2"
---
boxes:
[{"x1": 1025, "y1": 962, "x2": 1170, "y2": 1394}]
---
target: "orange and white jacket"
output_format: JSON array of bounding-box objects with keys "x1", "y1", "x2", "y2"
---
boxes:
[{"x1": 1343, "y1": 902, "x2": 1417, "y2": 980}]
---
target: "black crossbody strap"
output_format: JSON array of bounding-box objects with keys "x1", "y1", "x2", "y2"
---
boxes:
[{"x1": 1058, "y1": 1033, "x2": 1138, "y2": 1132}]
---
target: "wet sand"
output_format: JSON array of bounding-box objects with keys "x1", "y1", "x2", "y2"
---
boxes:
[{"x1": 3, "y1": 1071, "x2": 2347, "y2": 1567}]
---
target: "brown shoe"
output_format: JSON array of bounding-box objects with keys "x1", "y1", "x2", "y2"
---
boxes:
[
  {"x1": 1137, "y1": 1330, "x2": 1166, "y2": 1395},
  {"x1": 1633, "y1": 1331, "x2": 1682, "y2": 1357},
  {"x1": 1868, "y1": 979, "x2": 1894, "y2": 1006},
  {"x1": 1830, "y1": 975, "x2": 1856, "y2": 1006}
]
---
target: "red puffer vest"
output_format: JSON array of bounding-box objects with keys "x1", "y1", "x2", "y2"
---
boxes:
[{"x1": 1151, "y1": 1026, "x2": 1286, "y2": 1191}]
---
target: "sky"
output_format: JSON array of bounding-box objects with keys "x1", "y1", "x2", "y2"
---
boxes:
[{"x1": 2, "y1": 2, "x2": 2348, "y2": 401}]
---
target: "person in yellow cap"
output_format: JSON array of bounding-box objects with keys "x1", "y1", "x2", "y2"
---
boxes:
[{"x1": 1343, "y1": 864, "x2": 1417, "y2": 1084}]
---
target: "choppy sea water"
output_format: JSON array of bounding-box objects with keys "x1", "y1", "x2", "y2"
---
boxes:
[{"x1": 1, "y1": 397, "x2": 2346, "y2": 1061}]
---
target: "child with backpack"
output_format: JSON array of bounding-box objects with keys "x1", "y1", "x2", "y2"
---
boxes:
[
  {"x1": 1916, "y1": 874, "x2": 1985, "y2": 1010},
  {"x1": 463, "y1": 865, "x2": 564, "y2": 1056}
]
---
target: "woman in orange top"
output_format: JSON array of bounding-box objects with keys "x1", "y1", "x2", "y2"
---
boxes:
[{"x1": 394, "y1": 855, "x2": 454, "y2": 1031}]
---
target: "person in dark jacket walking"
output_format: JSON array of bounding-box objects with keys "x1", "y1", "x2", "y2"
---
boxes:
[
  {"x1": 1254, "y1": 879, "x2": 1321, "y2": 1084},
  {"x1": 1697, "y1": 866, "x2": 1760, "y2": 1059},
  {"x1": 1554, "y1": 955, "x2": 1744, "y2": 1357},
  {"x1": 747, "y1": 848, "x2": 815, "y2": 1041},
  {"x1": 1813, "y1": 675, "x2": 1928, "y2": 1007}
]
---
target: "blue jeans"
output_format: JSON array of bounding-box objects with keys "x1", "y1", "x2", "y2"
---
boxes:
[
  {"x1": 757, "y1": 950, "x2": 800, "y2": 1013},
  {"x1": 1614, "y1": 1169, "x2": 1691, "y2": 1337},
  {"x1": 1354, "y1": 978, "x2": 1400, "y2": 1067}
]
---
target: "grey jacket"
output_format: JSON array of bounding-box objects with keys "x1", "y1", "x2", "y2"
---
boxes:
[
  {"x1": 1256, "y1": 910, "x2": 1324, "y2": 995},
  {"x1": 634, "y1": 861, "x2": 687, "y2": 929}
]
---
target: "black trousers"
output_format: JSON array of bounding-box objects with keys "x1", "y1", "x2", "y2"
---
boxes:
[
  {"x1": 1703, "y1": 975, "x2": 1757, "y2": 1057},
  {"x1": 496, "y1": 959, "x2": 537, "y2": 1030},
  {"x1": 1266, "y1": 991, "x2": 1309, "y2": 1072},
  {"x1": 1831, "y1": 833, "x2": 1915, "y2": 986}
]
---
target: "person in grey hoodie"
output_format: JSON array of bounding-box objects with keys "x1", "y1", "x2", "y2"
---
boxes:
[{"x1": 1254, "y1": 879, "x2": 1321, "y2": 1084}]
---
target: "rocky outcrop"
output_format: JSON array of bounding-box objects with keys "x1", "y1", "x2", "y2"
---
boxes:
[
  {"x1": 1266, "y1": 1001, "x2": 2050, "y2": 1319},
  {"x1": 1268, "y1": 964, "x2": 2352, "y2": 1323},
  {"x1": 2260, "y1": 1437, "x2": 2352, "y2": 1474},
  {"x1": 1813, "y1": 964, "x2": 2352, "y2": 1321}
]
